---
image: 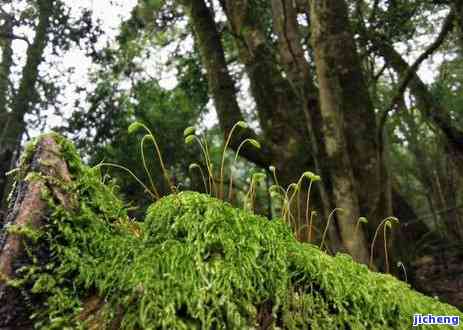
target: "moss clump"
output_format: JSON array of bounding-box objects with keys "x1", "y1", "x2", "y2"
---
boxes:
[{"x1": 9, "y1": 135, "x2": 463, "y2": 329}]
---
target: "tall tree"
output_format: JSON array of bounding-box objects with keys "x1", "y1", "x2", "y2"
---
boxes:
[
  {"x1": 0, "y1": 0, "x2": 53, "y2": 209},
  {"x1": 309, "y1": 0, "x2": 379, "y2": 263},
  {"x1": 0, "y1": 12, "x2": 14, "y2": 215}
]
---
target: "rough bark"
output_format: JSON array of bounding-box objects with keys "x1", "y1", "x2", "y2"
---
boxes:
[
  {"x1": 0, "y1": 15, "x2": 13, "y2": 115},
  {"x1": 219, "y1": 0, "x2": 310, "y2": 181},
  {"x1": 0, "y1": 135, "x2": 74, "y2": 329},
  {"x1": 269, "y1": 0, "x2": 342, "y2": 249},
  {"x1": 178, "y1": 0, "x2": 271, "y2": 169},
  {"x1": 0, "y1": 0, "x2": 52, "y2": 210},
  {"x1": 310, "y1": 0, "x2": 371, "y2": 263},
  {"x1": 453, "y1": 0, "x2": 463, "y2": 53},
  {"x1": 180, "y1": 0, "x2": 338, "y2": 247}
]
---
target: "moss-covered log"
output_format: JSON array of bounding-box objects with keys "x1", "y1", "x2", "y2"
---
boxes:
[
  {"x1": 0, "y1": 133, "x2": 462, "y2": 329},
  {"x1": 0, "y1": 134, "x2": 75, "y2": 328}
]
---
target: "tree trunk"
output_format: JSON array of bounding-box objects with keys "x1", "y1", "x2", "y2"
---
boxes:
[
  {"x1": 0, "y1": 0, "x2": 52, "y2": 210},
  {"x1": 0, "y1": 15, "x2": 14, "y2": 220},
  {"x1": 0, "y1": 15, "x2": 13, "y2": 115},
  {"x1": 453, "y1": 0, "x2": 463, "y2": 54},
  {"x1": 177, "y1": 0, "x2": 272, "y2": 170},
  {"x1": 269, "y1": 0, "x2": 342, "y2": 249},
  {"x1": 0, "y1": 134, "x2": 75, "y2": 329},
  {"x1": 310, "y1": 0, "x2": 371, "y2": 264},
  {"x1": 183, "y1": 0, "x2": 346, "y2": 250}
]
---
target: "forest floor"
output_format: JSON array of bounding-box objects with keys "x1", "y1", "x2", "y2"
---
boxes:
[{"x1": 412, "y1": 244, "x2": 463, "y2": 311}]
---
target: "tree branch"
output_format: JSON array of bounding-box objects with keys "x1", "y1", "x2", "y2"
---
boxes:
[
  {"x1": 378, "y1": 9, "x2": 455, "y2": 139},
  {"x1": 0, "y1": 32, "x2": 30, "y2": 46}
]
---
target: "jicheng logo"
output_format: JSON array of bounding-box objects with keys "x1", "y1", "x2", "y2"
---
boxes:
[{"x1": 412, "y1": 314, "x2": 460, "y2": 327}]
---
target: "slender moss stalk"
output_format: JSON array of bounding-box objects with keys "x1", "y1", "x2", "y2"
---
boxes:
[
  {"x1": 354, "y1": 217, "x2": 368, "y2": 238},
  {"x1": 304, "y1": 174, "x2": 320, "y2": 241},
  {"x1": 244, "y1": 172, "x2": 266, "y2": 212},
  {"x1": 369, "y1": 217, "x2": 399, "y2": 270},
  {"x1": 308, "y1": 211, "x2": 317, "y2": 242},
  {"x1": 128, "y1": 122, "x2": 174, "y2": 193},
  {"x1": 219, "y1": 121, "x2": 248, "y2": 200},
  {"x1": 94, "y1": 162, "x2": 159, "y2": 200},
  {"x1": 397, "y1": 261, "x2": 408, "y2": 282},
  {"x1": 140, "y1": 135, "x2": 159, "y2": 199},
  {"x1": 282, "y1": 183, "x2": 298, "y2": 226},
  {"x1": 189, "y1": 163, "x2": 208, "y2": 194},
  {"x1": 201, "y1": 134, "x2": 216, "y2": 196},
  {"x1": 228, "y1": 138, "x2": 261, "y2": 201},
  {"x1": 268, "y1": 184, "x2": 286, "y2": 216},
  {"x1": 185, "y1": 133, "x2": 215, "y2": 196},
  {"x1": 383, "y1": 221, "x2": 393, "y2": 273},
  {"x1": 320, "y1": 208, "x2": 344, "y2": 251}
]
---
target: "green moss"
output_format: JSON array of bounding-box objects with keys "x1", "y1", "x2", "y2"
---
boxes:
[
  {"x1": 6, "y1": 223, "x2": 42, "y2": 243},
  {"x1": 11, "y1": 135, "x2": 463, "y2": 329}
]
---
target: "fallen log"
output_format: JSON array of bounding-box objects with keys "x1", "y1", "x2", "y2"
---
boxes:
[
  {"x1": 0, "y1": 133, "x2": 462, "y2": 329},
  {"x1": 0, "y1": 134, "x2": 75, "y2": 329}
]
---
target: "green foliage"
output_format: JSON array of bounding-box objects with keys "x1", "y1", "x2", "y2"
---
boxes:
[{"x1": 13, "y1": 135, "x2": 463, "y2": 329}]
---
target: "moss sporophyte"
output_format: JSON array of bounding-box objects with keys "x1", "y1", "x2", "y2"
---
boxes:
[{"x1": 6, "y1": 134, "x2": 462, "y2": 329}]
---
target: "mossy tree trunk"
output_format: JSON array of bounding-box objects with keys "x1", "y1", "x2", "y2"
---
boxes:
[
  {"x1": 0, "y1": 135, "x2": 75, "y2": 329},
  {"x1": 0, "y1": 0, "x2": 52, "y2": 212},
  {"x1": 310, "y1": 0, "x2": 392, "y2": 260}
]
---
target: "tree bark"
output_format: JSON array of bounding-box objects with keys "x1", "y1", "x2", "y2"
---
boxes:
[
  {"x1": 452, "y1": 0, "x2": 463, "y2": 54},
  {"x1": 0, "y1": 14, "x2": 13, "y2": 115},
  {"x1": 310, "y1": 0, "x2": 371, "y2": 263},
  {"x1": 0, "y1": 134, "x2": 74, "y2": 329},
  {"x1": 0, "y1": 14, "x2": 14, "y2": 221},
  {"x1": 219, "y1": 0, "x2": 310, "y2": 180},
  {"x1": 269, "y1": 0, "x2": 342, "y2": 249},
  {"x1": 177, "y1": 0, "x2": 272, "y2": 169},
  {"x1": 0, "y1": 0, "x2": 52, "y2": 211}
]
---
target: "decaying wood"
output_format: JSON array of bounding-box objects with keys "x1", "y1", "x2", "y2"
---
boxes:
[{"x1": 0, "y1": 135, "x2": 73, "y2": 329}]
